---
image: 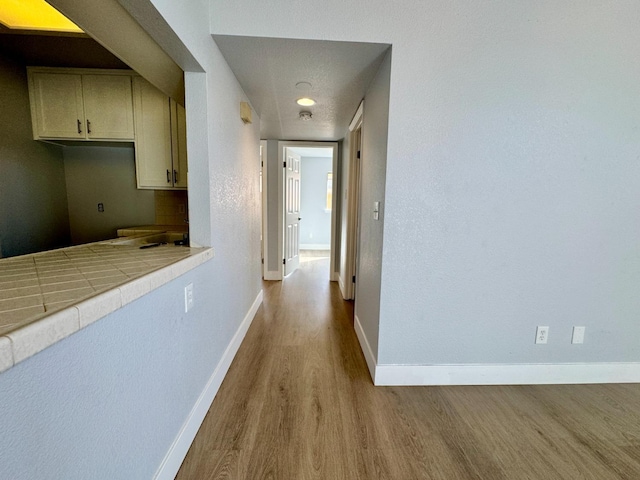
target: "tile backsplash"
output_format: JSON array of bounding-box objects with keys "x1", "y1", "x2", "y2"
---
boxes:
[{"x1": 155, "y1": 191, "x2": 188, "y2": 226}]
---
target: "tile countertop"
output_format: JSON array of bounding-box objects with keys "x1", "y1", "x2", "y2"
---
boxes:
[{"x1": 0, "y1": 241, "x2": 213, "y2": 374}]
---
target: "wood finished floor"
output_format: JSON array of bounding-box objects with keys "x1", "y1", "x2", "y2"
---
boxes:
[{"x1": 176, "y1": 257, "x2": 640, "y2": 479}]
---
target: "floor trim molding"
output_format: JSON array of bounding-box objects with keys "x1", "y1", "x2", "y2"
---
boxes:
[
  {"x1": 154, "y1": 289, "x2": 264, "y2": 480},
  {"x1": 374, "y1": 362, "x2": 640, "y2": 386},
  {"x1": 354, "y1": 314, "x2": 376, "y2": 381}
]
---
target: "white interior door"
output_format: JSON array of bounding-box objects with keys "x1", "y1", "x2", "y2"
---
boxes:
[{"x1": 284, "y1": 149, "x2": 301, "y2": 276}]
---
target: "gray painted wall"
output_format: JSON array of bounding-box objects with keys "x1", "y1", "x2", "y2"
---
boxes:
[
  {"x1": 0, "y1": 263, "x2": 217, "y2": 479},
  {"x1": 0, "y1": 54, "x2": 70, "y2": 258},
  {"x1": 354, "y1": 51, "x2": 391, "y2": 359},
  {"x1": 63, "y1": 145, "x2": 155, "y2": 244},
  {"x1": 212, "y1": 1, "x2": 640, "y2": 367},
  {"x1": 300, "y1": 156, "x2": 332, "y2": 248}
]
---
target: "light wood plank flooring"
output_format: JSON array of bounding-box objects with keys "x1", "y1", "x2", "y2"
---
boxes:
[{"x1": 176, "y1": 258, "x2": 640, "y2": 479}]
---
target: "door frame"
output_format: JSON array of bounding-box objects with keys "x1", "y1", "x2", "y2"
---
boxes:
[
  {"x1": 342, "y1": 101, "x2": 364, "y2": 299},
  {"x1": 260, "y1": 140, "x2": 268, "y2": 278},
  {"x1": 277, "y1": 141, "x2": 339, "y2": 280}
]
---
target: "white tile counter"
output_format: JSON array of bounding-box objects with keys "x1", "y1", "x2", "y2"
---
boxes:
[{"x1": 0, "y1": 242, "x2": 213, "y2": 373}]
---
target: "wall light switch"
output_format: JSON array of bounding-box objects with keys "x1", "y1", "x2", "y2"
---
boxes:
[
  {"x1": 185, "y1": 283, "x2": 194, "y2": 312},
  {"x1": 572, "y1": 326, "x2": 585, "y2": 344},
  {"x1": 373, "y1": 201, "x2": 380, "y2": 220}
]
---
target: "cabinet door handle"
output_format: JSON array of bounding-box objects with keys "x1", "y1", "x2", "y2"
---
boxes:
[
  {"x1": 166, "y1": 169, "x2": 171, "y2": 183},
  {"x1": 77, "y1": 119, "x2": 82, "y2": 134},
  {"x1": 86, "y1": 120, "x2": 92, "y2": 134},
  {"x1": 173, "y1": 170, "x2": 178, "y2": 184}
]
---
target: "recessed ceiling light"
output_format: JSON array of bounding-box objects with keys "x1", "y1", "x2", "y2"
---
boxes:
[
  {"x1": 299, "y1": 111, "x2": 313, "y2": 121},
  {"x1": 0, "y1": 0, "x2": 83, "y2": 33},
  {"x1": 295, "y1": 81, "x2": 312, "y2": 90},
  {"x1": 296, "y1": 97, "x2": 316, "y2": 106}
]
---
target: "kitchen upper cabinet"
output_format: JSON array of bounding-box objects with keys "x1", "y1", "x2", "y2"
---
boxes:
[
  {"x1": 27, "y1": 68, "x2": 134, "y2": 141},
  {"x1": 133, "y1": 77, "x2": 187, "y2": 190},
  {"x1": 170, "y1": 99, "x2": 188, "y2": 189},
  {"x1": 81, "y1": 75, "x2": 135, "y2": 140}
]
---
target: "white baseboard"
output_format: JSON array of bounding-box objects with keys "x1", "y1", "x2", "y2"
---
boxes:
[
  {"x1": 263, "y1": 270, "x2": 281, "y2": 281},
  {"x1": 330, "y1": 271, "x2": 338, "y2": 282},
  {"x1": 154, "y1": 289, "x2": 264, "y2": 480},
  {"x1": 354, "y1": 315, "x2": 376, "y2": 381},
  {"x1": 300, "y1": 243, "x2": 330, "y2": 250},
  {"x1": 374, "y1": 362, "x2": 640, "y2": 386}
]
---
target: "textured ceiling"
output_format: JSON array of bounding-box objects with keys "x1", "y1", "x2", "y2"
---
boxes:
[{"x1": 213, "y1": 35, "x2": 389, "y2": 141}]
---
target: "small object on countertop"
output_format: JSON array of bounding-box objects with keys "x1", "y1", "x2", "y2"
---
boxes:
[{"x1": 139, "y1": 242, "x2": 166, "y2": 249}]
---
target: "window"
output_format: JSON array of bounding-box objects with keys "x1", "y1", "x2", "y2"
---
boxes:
[{"x1": 326, "y1": 172, "x2": 333, "y2": 211}]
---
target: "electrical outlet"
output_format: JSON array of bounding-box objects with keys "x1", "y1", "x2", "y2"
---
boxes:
[
  {"x1": 535, "y1": 326, "x2": 549, "y2": 344},
  {"x1": 184, "y1": 283, "x2": 194, "y2": 312},
  {"x1": 572, "y1": 326, "x2": 585, "y2": 344}
]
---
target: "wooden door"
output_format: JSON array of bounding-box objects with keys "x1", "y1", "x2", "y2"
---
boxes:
[
  {"x1": 284, "y1": 150, "x2": 301, "y2": 276},
  {"x1": 30, "y1": 72, "x2": 85, "y2": 139},
  {"x1": 83, "y1": 74, "x2": 134, "y2": 140}
]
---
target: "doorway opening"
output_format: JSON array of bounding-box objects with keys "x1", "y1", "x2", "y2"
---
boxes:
[
  {"x1": 261, "y1": 140, "x2": 339, "y2": 281},
  {"x1": 282, "y1": 142, "x2": 338, "y2": 280}
]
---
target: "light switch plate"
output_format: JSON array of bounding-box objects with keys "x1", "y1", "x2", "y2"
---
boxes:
[
  {"x1": 572, "y1": 326, "x2": 585, "y2": 344},
  {"x1": 185, "y1": 283, "x2": 194, "y2": 312}
]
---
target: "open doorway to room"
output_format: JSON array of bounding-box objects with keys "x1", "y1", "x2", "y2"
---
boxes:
[
  {"x1": 280, "y1": 141, "x2": 338, "y2": 281},
  {"x1": 287, "y1": 146, "x2": 334, "y2": 264}
]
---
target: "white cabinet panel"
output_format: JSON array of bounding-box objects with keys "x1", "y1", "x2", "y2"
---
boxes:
[
  {"x1": 82, "y1": 75, "x2": 134, "y2": 140},
  {"x1": 30, "y1": 73, "x2": 85, "y2": 139},
  {"x1": 134, "y1": 78, "x2": 187, "y2": 190},
  {"x1": 27, "y1": 68, "x2": 134, "y2": 142},
  {"x1": 133, "y1": 77, "x2": 173, "y2": 189},
  {"x1": 171, "y1": 99, "x2": 188, "y2": 189}
]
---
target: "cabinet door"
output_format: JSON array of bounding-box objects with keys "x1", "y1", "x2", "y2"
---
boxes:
[
  {"x1": 133, "y1": 77, "x2": 173, "y2": 189},
  {"x1": 170, "y1": 99, "x2": 188, "y2": 189},
  {"x1": 30, "y1": 73, "x2": 85, "y2": 139},
  {"x1": 83, "y1": 75, "x2": 135, "y2": 140}
]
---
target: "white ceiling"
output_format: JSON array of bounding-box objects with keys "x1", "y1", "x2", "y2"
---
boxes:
[{"x1": 212, "y1": 35, "x2": 390, "y2": 141}]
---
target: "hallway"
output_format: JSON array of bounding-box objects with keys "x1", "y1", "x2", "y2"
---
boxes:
[{"x1": 176, "y1": 258, "x2": 640, "y2": 479}]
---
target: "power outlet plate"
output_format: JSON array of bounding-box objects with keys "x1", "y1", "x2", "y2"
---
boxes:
[
  {"x1": 184, "y1": 283, "x2": 194, "y2": 312},
  {"x1": 535, "y1": 326, "x2": 549, "y2": 344}
]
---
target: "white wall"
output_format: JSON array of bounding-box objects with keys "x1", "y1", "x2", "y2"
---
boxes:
[
  {"x1": 354, "y1": 50, "x2": 391, "y2": 360},
  {"x1": 211, "y1": 1, "x2": 640, "y2": 374},
  {"x1": 300, "y1": 156, "x2": 332, "y2": 248}
]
